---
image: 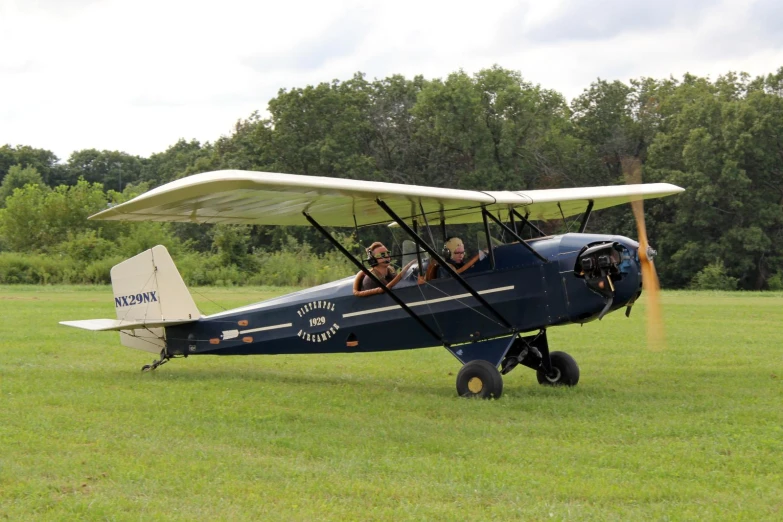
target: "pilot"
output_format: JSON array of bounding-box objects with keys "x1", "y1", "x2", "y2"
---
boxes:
[
  {"x1": 444, "y1": 237, "x2": 468, "y2": 269},
  {"x1": 433, "y1": 236, "x2": 485, "y2": 279},
  {"x1": 361, "y1": 242, "x2": 396, "y2": 290}
]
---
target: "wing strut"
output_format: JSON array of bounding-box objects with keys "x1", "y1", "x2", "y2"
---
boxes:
[
  {"x1": 512, "y1": 209, "x2": 547, "y2": 238},
  {"x1": 481, "y1": 207, "x2": 497, "y2": 269},
  {"x1": 376, "y1": 199, "x2": 514, "y2": 331},
  {"x1": 302, "y1": 211, "x2": 445, "y2": 346},
  {"x1": 578, "y1": 200, "x2": 595, "y2": 233},
  {"x1": 483, "y1": 209, "x2": 548, "y2": 264}
]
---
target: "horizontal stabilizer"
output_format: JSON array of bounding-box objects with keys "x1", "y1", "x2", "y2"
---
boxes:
[{"x1": 60, "y1": 318, "x2": 196, "y2": 332}]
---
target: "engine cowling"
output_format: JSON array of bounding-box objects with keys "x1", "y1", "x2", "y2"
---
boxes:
[{"x1": 574, "y1": 241, "x2": 630, "y2": 319}]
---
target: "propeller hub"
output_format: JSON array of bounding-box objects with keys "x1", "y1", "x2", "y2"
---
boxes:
[{"x1": 646, "y1": 246, "x2": 658, "y2": 261}]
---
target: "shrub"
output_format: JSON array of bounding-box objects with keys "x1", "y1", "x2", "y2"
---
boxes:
[
  {"x1": 0, "y1": 236, "x2": 356, "y2": 287},
  {"x1": 83, "y1": 255, "x2": 125, "y2": 284},
  {"x1": 767, "y1": 273, "x2": 783, "y2": 291},
  {"x1": 0, "y1": 180, "x2": 109, "y2": 252},
  {"x1": 115, "y1": 222, "x2": 185, "y2": 258},
  {"x1": 176, "y1": 252, "x2": 246, "y2": 286},
  {"x1": 0, "y1": 252, "x2": 78, "y2": 284},
  {"x1": 247, "y1": 246, "x2": 355, "y2": 287},
  {"x1": 56, "y1": 230, "x2": 119, "y2": 262},
  {"x1": 690, "y1": 261, "x2": 739, "y2": 290}
]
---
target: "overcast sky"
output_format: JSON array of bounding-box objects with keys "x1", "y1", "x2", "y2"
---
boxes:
[{"x1": 1, "y1": 0, "x2": 781, "y2": 161}]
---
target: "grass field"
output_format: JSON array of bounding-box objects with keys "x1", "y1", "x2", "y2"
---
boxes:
[{"x1": 1, "y1": 285, "x2": 782, "y2": 520}]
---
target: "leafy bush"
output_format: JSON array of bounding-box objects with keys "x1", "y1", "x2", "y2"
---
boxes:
[
  {"x1": 56, "y1": 230, "x2": 118, "y2": 262},
  {"x1": 690, "y1": 261, "x2": 739, "y2": 290},
  {"x1": 247, "y1": 238, "x2": 355, "y2": 286},
  {"x1": 176, "y1": 252, "x2": 246, "y2": 286},
  {"x1": 210, "y1": 224, "x2": 258, "y2": 271},
  {"x1": 767, "y1": 273, "x2": 783, "y2": 291},
  {"x1": 0, "y1": 232, "x2": 356, "y2": 287},
  {"x1": 0, "y1": 252, "x2": 78, "y2": 284},
  {"x1": 83, "y1": 256, "x2": 125, "y2": 284},
  {"x1": 0, "y1": 180, "x2": 110, "y2": 252},
  {"x1": 114, "y1": 222, "x2": 185, "y2": 258}
]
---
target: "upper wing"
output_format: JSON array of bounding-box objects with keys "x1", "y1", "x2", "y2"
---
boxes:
[{"x1": 90, "y1": 170, "x2": 684, "y2": 226}]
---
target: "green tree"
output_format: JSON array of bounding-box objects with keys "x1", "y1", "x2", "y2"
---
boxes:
[
  {"x1": 266, "y1": 73, "x2": 376, "y2": 179},
  {"x1": 0, "y1": 145, "x2": 62, "y2": 186},
  {"x1": 213, "y1": 114, "x2": 275, "y2": 172},
  {"x1": 0, "y1": 180, "x2": 110, "y2": 252},
  {"x1": 412, "y1": 66, "x2": 574, "y2": 191},
  {"x1": 0, "y1": 165, "x2": 45, "y2": 207},
  {"x1": 145, "y1": 139, "x2": 216, "y2": 185},
  {"x1": 645, "y1": 71, "x2": 783, "y2": 288},
  {"x1": 210, "y1": 224, "x2": 258, "y2": 271},
  {"x1": 365, "y1": 74, "x2": 429, "y2": 184},
  {"x1": 63, "y1": 149, "x2": 144, "y2": 191}
]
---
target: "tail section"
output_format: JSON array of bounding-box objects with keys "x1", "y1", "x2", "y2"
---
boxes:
[
  {"x1": 61, "y1": 245, "x2": 201, "y2": 353},
  {"x1": 111, "y1": 245, "x2": 199, "y2": 325}
]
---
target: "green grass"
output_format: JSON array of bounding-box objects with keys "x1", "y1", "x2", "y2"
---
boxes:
[{"x1": 1, "y1": 286, "x2": 782, "y2": 520}]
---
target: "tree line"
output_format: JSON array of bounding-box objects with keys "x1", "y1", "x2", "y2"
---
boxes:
[{"x1": 1, "y1": 65, "x2": 782, "y2": 289}]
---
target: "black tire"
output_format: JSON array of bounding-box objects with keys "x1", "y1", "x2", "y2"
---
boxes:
[
  {"x1": 536, "y1": 351, "x2": 580, "y2": 386},
  {"x1": 456, "y1": 360, "x2": 503, "y2": 399}
]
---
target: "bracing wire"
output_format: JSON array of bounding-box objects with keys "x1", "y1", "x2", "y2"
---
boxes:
[{"x1": 419, "y1": 277, "x2": 508, "y2": 330}]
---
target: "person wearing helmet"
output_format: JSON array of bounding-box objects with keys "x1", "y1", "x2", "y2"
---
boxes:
[
  {"x1": 432, "y1": 236, "x2": 486, "y2": 279},
  {"x1": 361, "y1": 241, "x2": 396, "y2": 290},
  {"x1": 443, "y1": 237, "x2": 468, "y2": 269}
]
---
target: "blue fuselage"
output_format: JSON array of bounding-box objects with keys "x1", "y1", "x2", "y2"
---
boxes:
[{"x1": 165, "y1": 233, "x2": 642, "y2": 357}]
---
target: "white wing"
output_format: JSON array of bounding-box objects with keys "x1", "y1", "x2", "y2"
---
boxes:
[{"x1": 90, "y1": 170, "x2": 684, "y2": 226}]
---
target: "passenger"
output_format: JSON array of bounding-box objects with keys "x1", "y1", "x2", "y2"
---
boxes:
[{"x1": 361, "y1": 241, "x2": 396, "y2": 291}]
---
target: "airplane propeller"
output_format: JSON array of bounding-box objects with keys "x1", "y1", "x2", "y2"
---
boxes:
[{"x1": 622, "y1": 157, "x2": 665, "y2": 351}]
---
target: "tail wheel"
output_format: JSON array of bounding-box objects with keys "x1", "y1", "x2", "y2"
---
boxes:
[
  {"x1": 537, "y1": 351, "x2": 580, "y2": 386},
  {"x1": 456, "y1": 360, "x2": 503, "y2": 399}
]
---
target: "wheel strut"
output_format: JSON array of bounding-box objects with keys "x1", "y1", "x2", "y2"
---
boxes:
[{"x1": 141, "y1": 349, "x2": 169, "y2": 372}]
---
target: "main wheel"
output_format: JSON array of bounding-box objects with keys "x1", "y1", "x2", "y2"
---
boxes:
[
  {"x1": 456, "y1": 360, "x2": 503, "y2": 399},
  {"x1": 536, "y1": 351, "x2": 580, "y2": 386}
]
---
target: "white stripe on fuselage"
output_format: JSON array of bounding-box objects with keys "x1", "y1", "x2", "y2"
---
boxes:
[
  {"x1": 221, "y1": 322, "x2": 293, "y2": 340},
  {"x1": 240, "y1": 323, "x2": 292, "y2": 334},
  {"x1": 342, "y1": 285, "x2": 515, "y2": 318}
]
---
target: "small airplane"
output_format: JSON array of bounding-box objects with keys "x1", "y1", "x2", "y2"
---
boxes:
[{"x1": 61, "y1": 166, "x2": 684, "y2": 399}]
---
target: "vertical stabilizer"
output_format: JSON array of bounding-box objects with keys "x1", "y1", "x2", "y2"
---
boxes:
[{"x1": 111, "y1": 245, "x2": 200, "y2": 353}]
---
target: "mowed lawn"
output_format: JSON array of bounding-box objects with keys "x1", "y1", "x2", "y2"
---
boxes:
[{"x1": 1, "y1": 286, "x2": 782, "y2": 521}]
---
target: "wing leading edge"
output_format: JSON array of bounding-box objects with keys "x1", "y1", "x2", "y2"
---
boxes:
[{"x1": 90, "y1": 170, "x2": 684, "y2": 226}]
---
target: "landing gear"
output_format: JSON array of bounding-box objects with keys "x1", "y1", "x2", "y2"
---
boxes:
[
  {"x1": 451, "y1": 330, "x2": 580, "y2": 398},
  {"x1": 141, "y1": 349, "x2": 169, "y2": 372},
  {"x1": 536, "y1": 351, "x2": 580, "y2": 386},
  {"x1": 500, "y1": 330, "x2": 580, "y2": 387},
  {"x1": 456, "y1": 360, "x2": 503, "y2": 399}
]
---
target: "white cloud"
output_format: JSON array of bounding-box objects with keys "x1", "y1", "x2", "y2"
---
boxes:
[{"x1": 0, "y1": 0, "x2": 780, "y2": 161}]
